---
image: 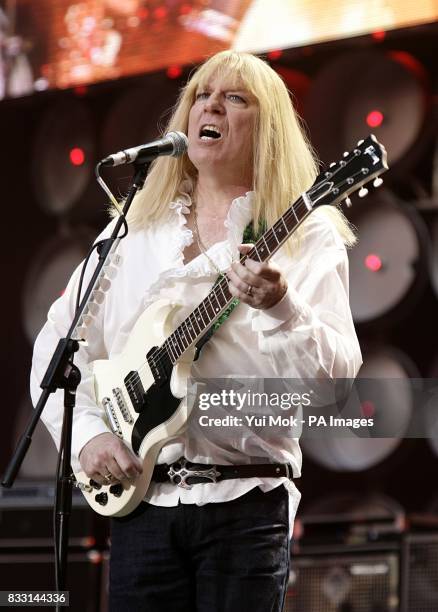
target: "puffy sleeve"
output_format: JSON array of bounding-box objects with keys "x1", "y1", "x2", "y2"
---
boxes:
[
  {"x1": 250, "y1": 208, "x2": 362, "y2": 380},
  {"x1": 30, "y1": 223, "x2": 116, "y2": 472}
]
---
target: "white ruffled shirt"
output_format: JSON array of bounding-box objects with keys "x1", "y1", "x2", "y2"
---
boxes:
[{"x1": 30, "y1": 191, "x2": 361, "y2": 531}]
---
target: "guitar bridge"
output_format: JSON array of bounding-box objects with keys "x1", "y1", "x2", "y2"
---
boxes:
[
  {"x1": 113, "y1": 387, "x2": 133, "y2": 424},
  {"x1": 102, "y1": 397, "x2": 123, "y2": 436}
]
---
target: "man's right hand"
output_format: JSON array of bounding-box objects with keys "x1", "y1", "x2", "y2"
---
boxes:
[{"x1": 79, "y1": 432, "x2": 143, "y2": 485}]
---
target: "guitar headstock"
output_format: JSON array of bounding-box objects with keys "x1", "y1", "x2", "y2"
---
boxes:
[{"x1": 308, "y1": 134, "x2": 388, "y2": 210}]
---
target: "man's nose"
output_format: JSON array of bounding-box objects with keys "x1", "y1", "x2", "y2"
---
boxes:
[{"x1": 204, "y1": 92, "x2": 224, "y2": 113}]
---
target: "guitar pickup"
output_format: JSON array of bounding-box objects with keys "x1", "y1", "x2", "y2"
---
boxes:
[
  {"x1": 124, "y1": 371, "x2": 147, "y2": 413},
  {"x1": 146, "y1": 346, "x2": 171, "y2": 386}
]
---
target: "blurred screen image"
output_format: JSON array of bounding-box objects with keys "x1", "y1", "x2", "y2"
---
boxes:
[{"x1": 0, "y1": 0, "x2": 436, "y2": 99}]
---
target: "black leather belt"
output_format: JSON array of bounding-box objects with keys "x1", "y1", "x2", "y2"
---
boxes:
[{"x1": 151, "y1": 457, "x2": 294, "y2": 490}]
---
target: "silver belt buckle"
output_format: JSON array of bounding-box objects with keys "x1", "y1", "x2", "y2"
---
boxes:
[{"x1": 167, "y1": 458, "x2": 221, "y2": 490}]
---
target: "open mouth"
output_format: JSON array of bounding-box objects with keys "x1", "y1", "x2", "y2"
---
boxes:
[{"x1": 199, "y1": 124, "x2": 222, "y2": 140}]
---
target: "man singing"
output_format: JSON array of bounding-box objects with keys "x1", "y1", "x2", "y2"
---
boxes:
[{"x1": 31, "y1": 51, "x2": 361, "y2": 611}]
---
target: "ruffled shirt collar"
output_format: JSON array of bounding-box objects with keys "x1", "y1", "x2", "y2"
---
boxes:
[
  {"x1": 140, "y1": 187, "x2": 254, "y2": 311},
  {"x1": 168, "y1": 184, "x2": 254, "y2": 266}
]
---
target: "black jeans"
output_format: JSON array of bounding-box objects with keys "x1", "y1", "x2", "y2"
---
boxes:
[{"x1": 109, "y1": 485, "x2": 290, "y2": 612}]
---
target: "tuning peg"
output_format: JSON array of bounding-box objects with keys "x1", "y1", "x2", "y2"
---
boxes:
[
  {"x1": 343, "y1": 152, "x2": 349, "y2": 157},
  {"x1": 357, "y1": 139, "x2": 364, "y2": 145},
  {"x1": 373, "y1": 177, "x2": 383, "y2": 188},
  {"x1": 329, "y1": 162, "x2": 336, "y2": 167},
  {"x1": 345, "y1": 197, "x2": 352, "y2": 208},
  {"x1": 358, "y1": 186, "x2": 369, "y2": 198}
]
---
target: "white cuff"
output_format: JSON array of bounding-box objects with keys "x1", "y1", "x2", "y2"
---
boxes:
[
  {"x1": 251, "y1": 287, "x2": 308, "y2": 332},
  {"x1": 71, "y1": 415, "x2": 112, "y2": 472}
]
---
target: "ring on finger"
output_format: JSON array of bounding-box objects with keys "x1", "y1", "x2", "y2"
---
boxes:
[
  {"x1": 246, "y1": 285, "x2": 253, "y2": 296},
  {"x1": 104, "y1": 472, "x2": 113, "y2": 481}
]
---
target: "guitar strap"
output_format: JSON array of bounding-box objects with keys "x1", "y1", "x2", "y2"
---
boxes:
[{"x1": 194, "y1": 221, "x2": 265, "y2": 360}]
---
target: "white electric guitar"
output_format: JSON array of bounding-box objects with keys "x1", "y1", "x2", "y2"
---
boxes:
[{"x1": 72, "y1": 135, "x2": 388, "y2": 516}]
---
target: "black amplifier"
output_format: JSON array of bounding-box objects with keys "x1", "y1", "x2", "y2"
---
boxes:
[{"x1": 0, "y1": 480, "x2": 108, "y2": 549}]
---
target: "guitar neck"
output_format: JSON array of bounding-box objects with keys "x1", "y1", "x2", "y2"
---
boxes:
[{"x1": 162, "y1": 193, "x2": 312, "y2": 364}]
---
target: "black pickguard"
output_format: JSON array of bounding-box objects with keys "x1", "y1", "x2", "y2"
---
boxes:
[{"x1": 131, "y1": 379, "x2": 181, "y2": 455}]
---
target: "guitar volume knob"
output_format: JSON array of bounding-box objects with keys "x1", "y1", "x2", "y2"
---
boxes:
[
  {"x1": 109, "y1": 484, "x2": 124, "y2": 498},
  {"x1": 95, "y1": 492, "x2": 108, "y2": 506}
]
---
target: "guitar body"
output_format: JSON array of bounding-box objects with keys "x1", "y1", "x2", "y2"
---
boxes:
[{"x1": 73, "y1": 299, "x2": 196, "y2": 517}]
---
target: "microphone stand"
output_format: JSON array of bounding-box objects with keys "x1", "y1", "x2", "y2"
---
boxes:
[{"x1": 2, "y1": 161, "x2": 150, "y2": 607}]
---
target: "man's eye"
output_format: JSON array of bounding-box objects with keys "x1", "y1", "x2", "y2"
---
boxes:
[{"x1": 228, "y1": 94, "x2": 245, "y2": 102}]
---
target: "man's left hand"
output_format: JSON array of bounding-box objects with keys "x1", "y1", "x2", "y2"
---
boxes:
[{"x1": 227, "y1": 244, "x2": 288, "y2": 309}]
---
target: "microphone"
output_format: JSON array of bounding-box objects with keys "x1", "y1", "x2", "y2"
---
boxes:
[{"x1": 100, "y1": 131, "x2": 188, "y2": 167}]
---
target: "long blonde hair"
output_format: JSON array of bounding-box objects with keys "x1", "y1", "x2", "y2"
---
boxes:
[{"x1": 124, "y1": 51, "x2": 355, "y2": 249}]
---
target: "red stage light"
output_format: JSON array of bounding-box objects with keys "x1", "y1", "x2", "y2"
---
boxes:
[
  {"x1": 372, "y1": 30, "x2": 386, "y2": 41},
  {"x1": 267, "y1": 50, "x2": 283, "y2": 61},
  {"x1": 167, "y1": 65, "x2": 182, "y2": 79},
  {"x1": 366, "y1": 110, "x2": 384, "y2": 128},
  {"x1": 364, "y1": 253, "x2": 383, "y2": 272},
  {"x1": 154, "y1": 6, "x2": 168, "y2": 19},
  {"x1": 74, "y1": 85, "x2": 87, "y2": 96},
  {"x1": 366, "y1": 110, "x2": 383, "y2": 127},
  {"x1": 179, "y1": 4, "x2": 192, "y2": 14},
  {"x1": 137, "y1": 7, "x2": 149, "y2": 19},
  {"x1": 69, "y1": 147, "x2": 85, "y2": 166},
  {"x1": 88, "y1": 550, "x2": 103, "y2": 565},
  {"x1": 83, "y1": 536, "x2": 96, "y2": 548},
  {"x1": 361, "y1": 400, "x2": 375, "y2": 418}
]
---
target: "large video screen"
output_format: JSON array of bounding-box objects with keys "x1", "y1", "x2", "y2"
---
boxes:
[{"x1": 1, "y1": 0, "x2": 436, "y2": 99}]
